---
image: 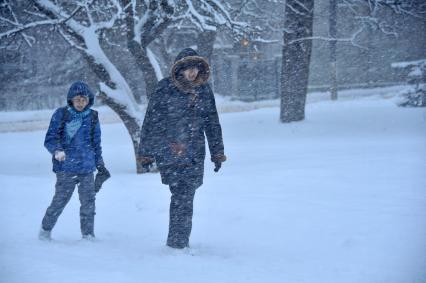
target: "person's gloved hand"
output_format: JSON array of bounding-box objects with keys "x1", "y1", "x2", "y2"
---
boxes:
[
  {"x1": 138, "y1": 156, "x2": 155, "y2": 165},
  {"x1": 95, "y1": 165, "x2": 111, "y2": 193},
  {"x1": 137, "y1": 156, "x2": 155, "y2": 172},
  {"x1": 54, "y1": 150, "x2": 66, "y2": 161},
  {"x1": 211, "y1": 154, "x2": 227, "y2": 172},
  {"x1": 96, "y1": 164, "x2": 110, "y2": 175}
]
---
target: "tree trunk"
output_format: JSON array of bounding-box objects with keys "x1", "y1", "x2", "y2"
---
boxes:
[
  {"x1": 81, "y1": 49, "x2": 145, "y2": 173},
  {"x1": 33, "y1": 1, "x2": 143, "y2": 172},
  {"x1": 97, "y1": 92, "x2": 145, "y2": 173},
  {"x1": 280, "y1": 0, "x2": 315, "y2": 123},
  {"x1": 128, "y1": 40, "x2": 159, "y2": 99},
  {"x1": 123, "y1": 0, "x2": 173, "y2": 99},
  {"x1": 329, "y1": 0, "x2": 338, "y2": 100}
]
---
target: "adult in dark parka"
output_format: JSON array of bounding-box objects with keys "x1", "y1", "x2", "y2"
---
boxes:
[{"x1": 139, "y1": 48, "x2": 226, "y2": 249}]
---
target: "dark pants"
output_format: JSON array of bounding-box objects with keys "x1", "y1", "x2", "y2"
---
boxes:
[
  {"x1": 167, "y1": 180, "x2": 197, "y2": 248},
  {"x1": 41, "y1": 172, "x2": 96, "y2": 236}
]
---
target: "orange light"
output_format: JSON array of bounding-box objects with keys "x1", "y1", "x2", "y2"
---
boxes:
[{"x1": 241, "y1": 38, "x2": 249, "y2": 47}]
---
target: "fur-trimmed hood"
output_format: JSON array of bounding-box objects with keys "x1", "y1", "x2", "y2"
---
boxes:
[{"x1": 171, "y1": 48, "x2": 210, "y2": 93}]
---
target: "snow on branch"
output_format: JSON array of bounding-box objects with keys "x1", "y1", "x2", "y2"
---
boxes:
[
  {"x1": 147, "y1": 47, "x2": 164, "y2": 80},
  {"x1": 287, "y1": 24, "x2": 367, "y2": 49},
  {"x1": 129, "y1": 0, "x2": 174, "y2": 46},
  {"x1": 345, "y1": 0, "x2": 426, "y2": 19},
  {"x1": 57, "y1": 27, "x2": 86, "y2": 51},
  {"x1": 0, "y1": 19, "x2": 61, "y2": 41},
  {"x1": 228, "y1": 0, "x2": 282, "y2": 42},
  {"x1": 293, "y1": 0, "x2": 313, "y2": 13},
  {"x1": 28, "y1": 0, "x2": 140, "y2": 117},
  {"x1": 33, "y1": 0, "x2": 86, "y2": 34},
  {"x1": 185, "y1": 0, "x2": 216, "y2": 31},
  {"x1": 392, "y1": 59, "x2": 426, "y2": 69},
  {"x1": 308, "y1": 0, "x2": 423, "y2": 49},
  {"x1": 171, "y1": 0, "x2": 249, "y2": 38},
  {"x1": 0, "y1": 1, "x2": 81, "y2": 46},
  {"x1": 286, "y1": 3, "x2": 309, "y2": 16}
]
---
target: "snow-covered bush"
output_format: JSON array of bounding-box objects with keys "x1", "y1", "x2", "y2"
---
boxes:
[{"x1": 392, "y1": 60, "x2": 426, "y2": 107}]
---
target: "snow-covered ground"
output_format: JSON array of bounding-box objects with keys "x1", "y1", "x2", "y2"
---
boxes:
[
  {"x1": 1, "y1": 93, "x2": 425, "y2": 283},
  {"x1": 0, "y1": 85, "x2": 408, "y2": 132}
]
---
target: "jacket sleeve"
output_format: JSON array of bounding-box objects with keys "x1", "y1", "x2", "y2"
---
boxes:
[
  {"x1": 93, "y1": 114, "x2": 104, "y2": 167},
  {"x1": 203, "y1": 84, "x2": 224, "y2": 157},
  {"x1": 44, "y1": 108, "x2": 65, "y2": 155},
  {"x1": 139, "y1": 80, "x2": 168, "y2": 157}
]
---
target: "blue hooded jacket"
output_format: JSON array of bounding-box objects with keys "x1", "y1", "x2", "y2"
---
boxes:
[{"x1": 44, "y1": 81, "x2": 104, "y2": 174}]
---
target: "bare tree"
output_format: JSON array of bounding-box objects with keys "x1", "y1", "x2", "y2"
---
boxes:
[
  {"x1": 280, "y1": 0, "x2": 425, "y2": 122},
  {"x1": 329, "y1": 0, "x2": 338, "y2": 100},
  {"x1": 176, "y1": 0, "x2": 247, "y2": 61},
  {"x1": 122, "y1": 0, "x2": 173, "y2": 99},
  {"x1": 280, "y1": 0, "x2": 315, "y2": 123},
  {"x1": 230, "y1": 0, "x2": 282, "y2": 46},
  {"x1": 155, "y1": 0, "x2": 282, "y2": 65},
  {"x1": 0, "y1": 0, "x2": 245, "y2": 173},
  {"x1": 329, "y1": 0, "x2": 426, "y2": 99}
]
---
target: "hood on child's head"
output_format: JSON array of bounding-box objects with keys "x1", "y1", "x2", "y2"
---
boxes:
[{"x1": 67, "y1": 81, "x2": 94, "y2": 109}]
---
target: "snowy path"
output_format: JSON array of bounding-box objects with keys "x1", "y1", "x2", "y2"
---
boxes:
[{"x1": 1, "y1": 97, "x2": 425, "y2": 283}]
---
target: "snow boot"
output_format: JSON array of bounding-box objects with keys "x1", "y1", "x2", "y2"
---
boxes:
[
  {"x1": 82, "y1": 234, "x2": 96, "y2": 241},
  {"x1": 38, "y1": 228, "x2": 52, "y2": 241}
]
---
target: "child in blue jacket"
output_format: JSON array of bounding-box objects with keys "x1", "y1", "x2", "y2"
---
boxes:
[{"x1": 39, "y1": 81, "x2": 109, "y2": 241}]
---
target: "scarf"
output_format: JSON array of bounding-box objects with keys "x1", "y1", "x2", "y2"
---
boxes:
[{"x1": 65, "y1": 106, "x2": 91, "y2": 143}]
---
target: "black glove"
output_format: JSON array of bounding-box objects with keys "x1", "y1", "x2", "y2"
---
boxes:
[
  {"x1": 138, "y1": 156, "x2": 155, "y2": 173},
  {"x1": 95, "y1": 165, "x2": 111, "y2": 193},
  {"x1": 211, "y1": 154, "x2": 226, "y2": 173},
  {"x1": 214, "y1": 162, "x2": 222, "y2": 172}
]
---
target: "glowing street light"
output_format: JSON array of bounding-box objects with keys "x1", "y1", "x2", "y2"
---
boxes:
[{"x1": 241, "y1": 38, "x2": 249, "y2": 47}]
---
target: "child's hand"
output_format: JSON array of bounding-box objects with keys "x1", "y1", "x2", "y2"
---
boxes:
[{"x1": 54, "y1": 150, "x2": 66, "y2": 161}]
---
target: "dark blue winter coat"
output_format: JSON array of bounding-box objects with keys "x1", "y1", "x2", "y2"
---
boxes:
[
  {"x1": 139, "y1": 48, "x2": 224, "y2": 188},
  {"x1": 44, "y1": 81, "x2": 104, "y2": 174}
]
